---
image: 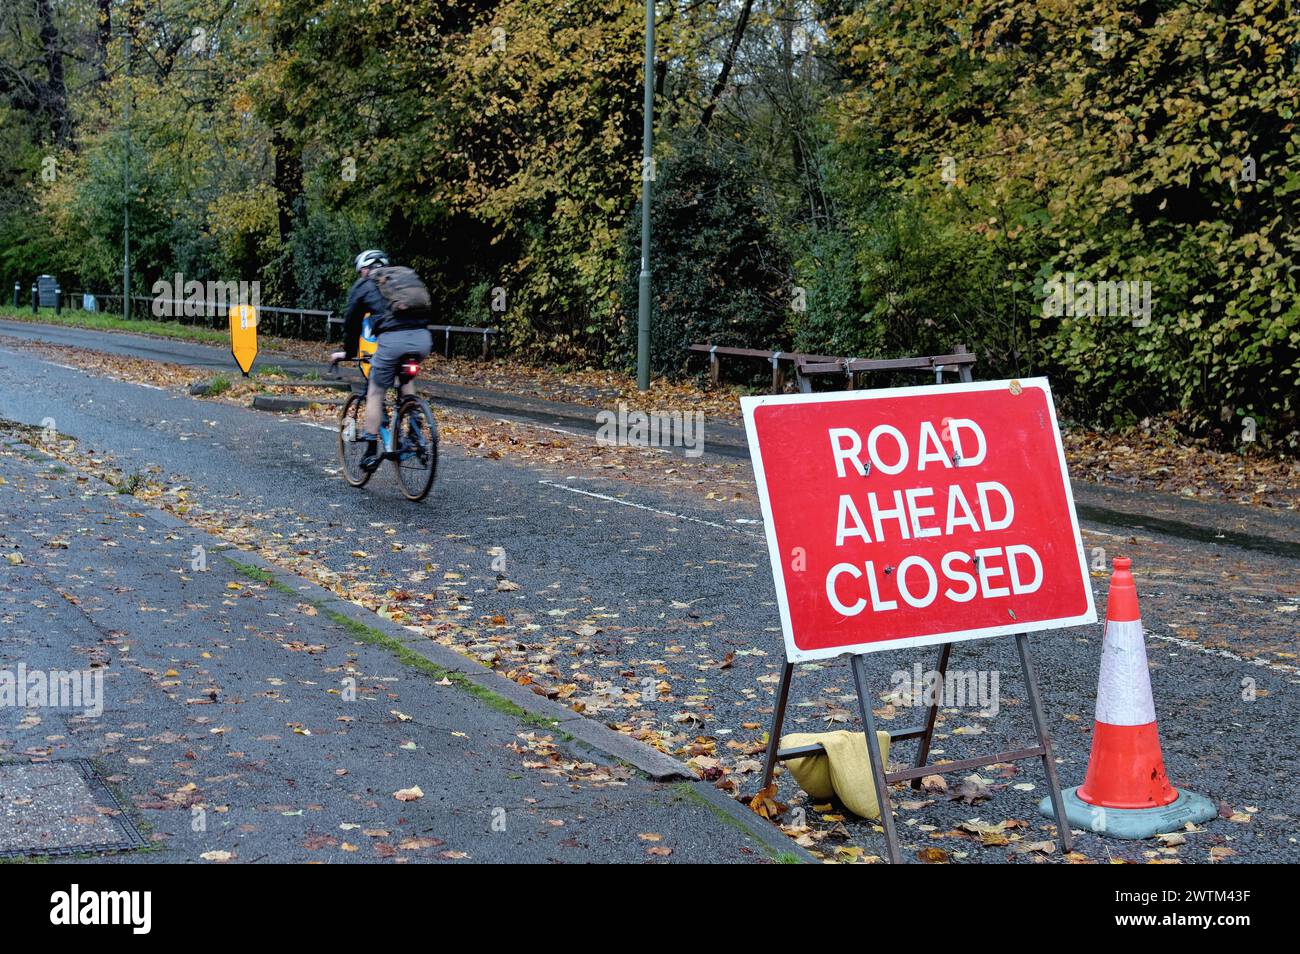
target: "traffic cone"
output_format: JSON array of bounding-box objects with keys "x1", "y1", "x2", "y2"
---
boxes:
[{"x1": 1040, "y1": 557, "x2": 1216, "y2": 839}]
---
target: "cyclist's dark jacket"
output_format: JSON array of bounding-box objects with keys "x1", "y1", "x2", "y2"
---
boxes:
[{"x1": 341, "y1": 274, "x2": 428, "y2": 358}]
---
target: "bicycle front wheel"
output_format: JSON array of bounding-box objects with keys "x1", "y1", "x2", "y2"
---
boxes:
[
  {"x1": 394, "y1": 397, "x2": 438, "y2": 501},
  {"x1": 338, "y1": 393, "x2": 373, "y2": 487}
]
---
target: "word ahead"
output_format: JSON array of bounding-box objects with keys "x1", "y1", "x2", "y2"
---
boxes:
[{"x1": 743, "y1": 379, "x2": 1095, "y2": 660}]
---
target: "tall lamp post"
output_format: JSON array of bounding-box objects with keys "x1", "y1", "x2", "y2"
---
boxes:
[
  {"x1": 636, "y1": 0, "x2": 655, "y2": 391},
  {"x1": 121, "y1": 30, "x2": 131, "y2": 321}
]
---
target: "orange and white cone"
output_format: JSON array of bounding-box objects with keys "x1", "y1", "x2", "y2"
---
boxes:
[{"x1": 1040, "y1": 557, "x2": 1216, "y2": 838}]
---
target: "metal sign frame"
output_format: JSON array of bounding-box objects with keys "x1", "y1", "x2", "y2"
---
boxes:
[{"x1": 759, "y1": 635, "x2": 1074, "y2": 863}]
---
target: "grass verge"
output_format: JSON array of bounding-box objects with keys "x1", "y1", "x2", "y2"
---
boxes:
[
  {"x1": 224, "y1": 557, "x2": 562, "y2": 731},
  {"x1": 0, "y1": 306, "x2": 231, "y2": 345},
  {"x1": 669, "y1": 781, "x2": 802, "y2": 862}
]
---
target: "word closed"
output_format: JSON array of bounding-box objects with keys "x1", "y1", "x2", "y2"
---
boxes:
[{"x1": 743, "y1": 379, "x2": 1095, "y2": 660}]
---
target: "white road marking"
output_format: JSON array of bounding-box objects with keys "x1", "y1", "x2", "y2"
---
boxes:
[
  {"x1": 537, "y1": 479, "x2": 761, "y2": 537},
  {"x1": 495, "y1": 418, "x2": 589, "y2": 440},
  {"x1": 495, "y1": 416, "x2": 672, "y2": 453},
  {"x1": 1145, "y1": 626, "x2": 1298, "y2": 676},
  {"x1": 295, "y1": 422, "x2": 336, "y2": 431}
]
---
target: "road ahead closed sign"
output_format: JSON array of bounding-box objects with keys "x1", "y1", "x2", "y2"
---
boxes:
[{"x1": 742, "y1": 379, "x2": 1096, "y2": 661}]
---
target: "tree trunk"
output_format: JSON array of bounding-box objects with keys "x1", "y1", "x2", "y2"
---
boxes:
[
  {"x1": 698, "y1": 0, "x2": 755, "y2": 132},
  {"x1": 97, "y1": 0, "x2": 112, "y2": 83},
  {"x1": 270, "y1": 14, "x2": 304, "y2": 302},
  {"x1": 35, "y1": 0, "x2": 71, "y2": 146}
]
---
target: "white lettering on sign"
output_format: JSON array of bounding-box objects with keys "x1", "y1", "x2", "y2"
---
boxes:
[
  {"x1": 824, "y1": 424, "x2": 1037, "y2": 615},
  {"x1": 833, "y1": 479, "x2": 1019, "y2": 546}
]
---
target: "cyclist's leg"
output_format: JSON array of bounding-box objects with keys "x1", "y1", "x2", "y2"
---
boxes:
[
  {"x1": 363, "y1": 335, "x2": 404, "y2": 470},
  {"x1": 364, "y1": 378, "x2": 385, "y2": 436},
  {"x1": 357, "y1": 379, "x2": 384, "y2": 472}
]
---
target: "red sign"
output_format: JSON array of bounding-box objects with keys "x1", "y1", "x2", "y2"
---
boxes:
[{"x1": 742, "y1": 379, "x2": 1096, "y2": 660}]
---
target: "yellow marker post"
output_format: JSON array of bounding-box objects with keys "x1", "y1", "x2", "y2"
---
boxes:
[
  {"x1": 229, "y1": 304, "x2": 258, "y2": 376},
  {"x1": 357, "y1": 315, "x2": 377, "y2": 380}
]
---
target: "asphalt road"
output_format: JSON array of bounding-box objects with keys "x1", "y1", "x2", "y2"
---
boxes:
[
  {"x1": 0, "y1": 326, "x2": 1296, "y2": 863},
  {"x1": 0, "y1": 437, "x2": 793, "y2": 863}
]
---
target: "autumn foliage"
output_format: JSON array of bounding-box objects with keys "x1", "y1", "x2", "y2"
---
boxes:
[{"x1": 1, "y1": 1, "x2": 1296, "y2": 443}]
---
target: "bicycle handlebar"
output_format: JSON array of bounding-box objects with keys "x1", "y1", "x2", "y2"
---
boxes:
[{"x1": 328, "y1": 355, "x2": 368, "y2": 377}]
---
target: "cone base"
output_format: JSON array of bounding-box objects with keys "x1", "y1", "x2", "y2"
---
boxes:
[{"x1": 1039, "y1": 787, "x2": 1217, "y2": 840}]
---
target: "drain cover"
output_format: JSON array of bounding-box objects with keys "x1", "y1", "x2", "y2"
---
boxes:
[{"x1": 0, "y1": 759, "x2": 147, "y2": 858}]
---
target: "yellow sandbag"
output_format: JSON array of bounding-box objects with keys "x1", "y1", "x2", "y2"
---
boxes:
[
  {"x1": 781, "y1": 730, "x2": 892, "y2": 819},
  {"x1": 781, "y1": 732, "x2": 835, "y2": 798}
]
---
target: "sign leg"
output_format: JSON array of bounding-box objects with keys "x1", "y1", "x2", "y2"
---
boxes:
[
  {"x1": 1016, "y1": 632, "x2": 1074, "y2": 853},
  {"x1": 911, "y1": 641, "x2": 953, "y2": 790},
  {"x1": 850, "y1": 654, "x2": 901, "y2": 864},
  {"x1": 760, "y1": 661, "x2": 795, "y2": 791}
]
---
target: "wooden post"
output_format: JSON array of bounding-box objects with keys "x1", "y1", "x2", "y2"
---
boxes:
[{"x1": 956, "y1": 343, "x2": 973, "y2": 383}]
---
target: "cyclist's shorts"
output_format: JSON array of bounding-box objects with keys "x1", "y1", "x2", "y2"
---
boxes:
[{"x1": 368, "y1": 327, "x2": 433, "y2": 392}]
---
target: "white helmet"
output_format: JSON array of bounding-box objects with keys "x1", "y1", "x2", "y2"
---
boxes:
[{"x1": 354, "y1": 249, "x2": 389, "y2": 272}]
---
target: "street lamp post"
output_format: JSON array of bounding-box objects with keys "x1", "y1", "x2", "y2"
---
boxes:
[
  {"x1": 122, "y1": 30, "x2": 131, "y2": 322},
  {"x1": 636, "y1": 0, "x2": 655, "y2": 391}
]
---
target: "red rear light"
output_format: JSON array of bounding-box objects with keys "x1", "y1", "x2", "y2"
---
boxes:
[{"x1": 401, "y1": 361, "x2": 421, "y2": 379}]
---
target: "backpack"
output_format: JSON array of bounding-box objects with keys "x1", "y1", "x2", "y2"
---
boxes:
[{"x1": 370, "y1": 265, "x2": 431, "y2": 316}]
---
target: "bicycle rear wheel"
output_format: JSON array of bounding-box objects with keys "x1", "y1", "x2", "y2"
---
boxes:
[
  {"x1": 338, "y1": 393, "x2": 373, "y2": 487},
  {"x1": 394, "y1": 396, "x2": 438, "y2": 501}
]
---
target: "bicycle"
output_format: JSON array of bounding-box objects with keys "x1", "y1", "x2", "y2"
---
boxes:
[{"x1": 331, "y1": 354, "x2": 439, "y2": 501}]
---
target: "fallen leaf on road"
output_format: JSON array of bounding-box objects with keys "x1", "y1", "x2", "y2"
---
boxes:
[
  {"x1": 394, "y1": 786, "x2": 424, "y2": 802},
  {"x1": 951, "y1": 774, "x2": 992, "y2": 804},
  {"x1": 921, "y1": 775, "x2": 947, "y2": 794},
  {"x1": 397, "y1": 837, "x2": 444, "y2": 850},
  {"x1": 1010, "y1": 840, "x2": 1057, "y2": 855},
  {"x1": 748, "y1": 783, "x2": 788, "y2": 820}
]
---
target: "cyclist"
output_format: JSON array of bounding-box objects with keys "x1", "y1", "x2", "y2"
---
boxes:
[{"x1": 330, "y1": 249, "x2": 433, "y2": 472}]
